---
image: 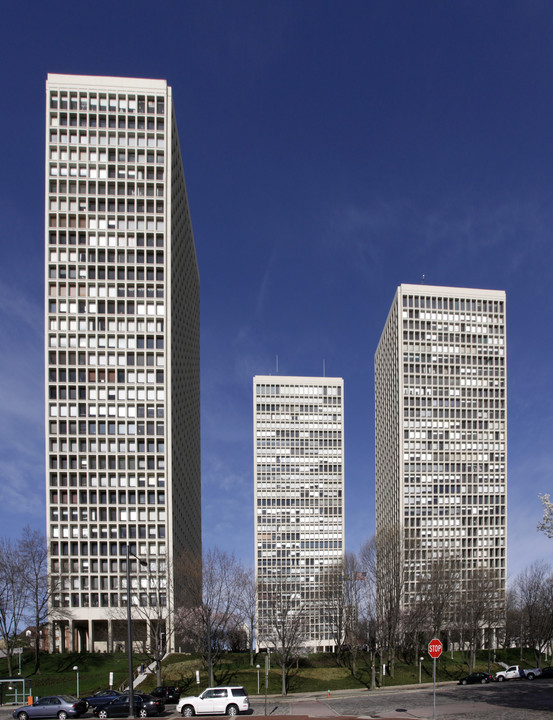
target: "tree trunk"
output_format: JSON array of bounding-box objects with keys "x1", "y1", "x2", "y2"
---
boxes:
[
  {"x1": 371, "y1": 651, "x2": 377, "y2": 690},
  {"x1": 34, "y1": 631, "x2": 41, "y2": 674},
  {"x1": 281, "y1": 664, "x2": 286, "y2": 695}
]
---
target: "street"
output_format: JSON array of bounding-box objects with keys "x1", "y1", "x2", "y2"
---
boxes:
[
  {"x1": 1, "y1": 680, "x2": 553, "y2": 720},
  {"x1": 249, "y1": 679, "x2": 553, "y2": 719}
]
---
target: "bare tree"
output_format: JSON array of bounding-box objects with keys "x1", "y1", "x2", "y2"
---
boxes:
[
  {"x1": 399, "y1": 603, "x2": 428, "y2": 665},
  {"x1": 237, "y1": 570, "x2": 257, "y2": 666},
  {"x1": 324, "y1": 553, "x2": 370, "y2": 678},
  {"x1": 322, "y1": 561, "x2": 348, "y2": 661},
  {"x1": 174, "y1": 547, "x2": 245, "y2": 687},
  {"x1": 537, "y1": 494, "x2": 553, "y2": 537},
  {"x1": 517, "y1": 561, "x2": 553, "y2": 667},
  {"x1": 257, "y1": 574, "x2": 309, "y2": 695},
  {"x1": 501, "y1": 588, "x2": 522, "y2": 650},
  {"x1": 359, "y1": 536, "x2": 382, "y2": 689},
  {"x1": 0, "y1": 538, "x2": 28, "y2": 676},
  {"x1": 20, "y1": 527, "x2": 49, "y2": 673},
  {"x1": 107, "y1": 551, "x2": 173, "y2": 685},
  {"x1": 374, "y1": 524, "x2": 404, "y2": 678},
  {"x1": 457, "y1": 567, "x2": 502, "y2": 673},
  {"x1": 417, "y1": 557, "x2": 459, "y2": 640}
]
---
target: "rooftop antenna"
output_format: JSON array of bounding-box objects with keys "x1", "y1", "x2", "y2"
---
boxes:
[
  {"x1": 323, "y1": 359, "x2": 326, "y2": 377},
  {"x1": 422, "y1": 274, "x2": 425, "y2": 285},
  {"x1": 276, "y1": 355, "x2": 279, "y2": 374}
]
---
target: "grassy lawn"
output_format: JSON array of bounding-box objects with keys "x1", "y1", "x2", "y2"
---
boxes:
[{"x1": 0, "y1": 647, "x2": 542, "y2": 701}]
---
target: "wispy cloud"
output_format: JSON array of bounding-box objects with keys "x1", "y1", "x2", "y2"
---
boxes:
[
  {"x1": 0, "y1": 277, "x2": 44, "y2": 534},
  {"x1": 324, "y1": 195, "x2": 553, "y2": 286}
]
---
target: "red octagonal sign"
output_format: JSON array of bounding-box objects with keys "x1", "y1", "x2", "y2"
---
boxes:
[{"x1": 428, "y1": 638, "x2": 443, "y2": 658}]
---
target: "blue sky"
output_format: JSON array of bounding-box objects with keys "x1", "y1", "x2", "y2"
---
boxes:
[{"x1": 1, "y1": 1, "x2": 552, "y2": 583}]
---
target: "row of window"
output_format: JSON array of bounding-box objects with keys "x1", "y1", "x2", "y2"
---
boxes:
[
  {"x1": 49, "y1": 179, "x2": 164, "y2": 197},
  {"x1": 50, "y1": 472, "x2": 165, "y2": 492},
  {"x1": 52, "y1": 593, "x2": 167, "y2": 609},
  {"x1": 256, "y1": 384, "x2": 342, "y2": 397},
  {"x1": 48, "y1": 231, "x2": 165, "y2": 248},
  {"x1": 402, "y1": 295, "x2": 504, "y2": 313},
  {"x1": 51, "y1": 538, "x2": 165, "y2": 554},
  {"x1": 49, "y1": 198, "x2": 164, "y2": 214},
  {"x1": 50, "y1": 454, "x2": 165, "y2": 469},
  {"x1": 49, "y1": 92, "x2": 165, "y2": 115},
  {"x1": 49, "y1": 214, "x2": 165, "y2": 232},
  {"x1": 52, "y1": 556, "x2": 164, "y2": 574},
  {"x1": 50, "y1": 112, "x2": 164, "y2": 131}
]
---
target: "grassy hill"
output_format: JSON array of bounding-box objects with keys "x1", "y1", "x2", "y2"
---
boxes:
[{"x1": 0, "y1": 647, "x2": 541, "y2": 701}]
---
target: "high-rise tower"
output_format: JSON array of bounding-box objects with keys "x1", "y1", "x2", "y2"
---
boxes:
[
  {"x1": 253, "y1": 375, "x2": 344, "y2": 652},
  {"x1": 45, "y1": 74, "x2": 201, "y2": 652},
  {"x1": 375, "y1": 284, "x2": 506, "y2": 636}
]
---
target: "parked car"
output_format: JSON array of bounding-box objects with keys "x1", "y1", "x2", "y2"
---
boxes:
[
  {"x1": 538, "y1": 666, "x2": 553, "y2": 678},
  {"x1": 150, "y1": 687, "x2": 180, "y2": 704},
  {"x1": 93, "y1": 693, "x2": 164, "y2": 718},
  {"x1": 13, "y1": 696, "x2": 87, "y2": 720},
  {"x1": 458, "y1": 672, "x2": 493, "y2": 685},
  {"x1": 81, "y1": 691, "x2": 125, "y2": 710},
  {"x1": 176, "y1": 687, "x2": 250, "y2": 717}
]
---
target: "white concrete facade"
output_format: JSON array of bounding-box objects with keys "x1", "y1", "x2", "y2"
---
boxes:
[
  {"x1": 253, "y1": 375, "x2": 345, "y2": 651},
  {"x1": 44, "y1": 74, "x2": 201, "y2": 652},
  {"x1": 375, "y1": 284, "x2": 507, "y2": 619}
]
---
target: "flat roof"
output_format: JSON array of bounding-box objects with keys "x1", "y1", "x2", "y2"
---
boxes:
[{"x1": 47, "y1": 73, "x2": 168, "y2": 91}]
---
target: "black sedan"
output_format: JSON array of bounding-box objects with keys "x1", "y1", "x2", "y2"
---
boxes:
[
  {"x1": 539, "y1": 666, "x2": 553, "y2": 678},
  {"x1": 93, "y1": 694, "x2": 164, "y2": 718},
  {"x1": 458, "y1": 672, "x2": 493, "y2": 685},
  {"x1": 81, "y1": 691, "x2": 125, "y2": 710}
]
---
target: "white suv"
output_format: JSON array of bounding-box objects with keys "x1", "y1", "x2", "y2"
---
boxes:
[{"x1": 176, "y1": 687, "x2": 250, "y2": 717}]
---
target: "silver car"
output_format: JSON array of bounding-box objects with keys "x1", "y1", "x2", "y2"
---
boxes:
[{"x1": 13, "y1": 696, "x2": 88, "y2": 720}]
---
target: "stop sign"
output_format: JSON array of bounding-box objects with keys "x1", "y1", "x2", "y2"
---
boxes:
[{"x1": 428, "y1": 638, "x2": 443, "y2": 658}]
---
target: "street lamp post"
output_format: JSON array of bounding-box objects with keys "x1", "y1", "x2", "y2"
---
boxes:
[
  {"x1": 256, "y1": 665, "x2": 260, "y2": 695},
  {"x1": 126, "y1": 545, "x2": 135, "y2": 719},
  {"x1": 419, "y1": 657, "x2": 423, "y2": 684},
  {"x1": 72, "y1": 666, "x2": 79, "y2": 698}
]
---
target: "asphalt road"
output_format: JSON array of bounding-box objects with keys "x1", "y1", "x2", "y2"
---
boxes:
[
  {"x1": 250, "y1": 679, "x2": 553, "y2": 719},
  {"x1": 2, "y1": 680, "x2": 553, "y2": 720}
]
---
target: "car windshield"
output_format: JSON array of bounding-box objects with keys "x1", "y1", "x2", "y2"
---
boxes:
[{"x1": 59, "y1": 697, "x2": 77, "y2": 702}]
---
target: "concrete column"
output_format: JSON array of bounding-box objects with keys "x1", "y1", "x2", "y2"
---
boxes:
[
  {"x1": 48, "y1": 621, "x2": 55, "y2": 653},
  {"x1": 108, "y1": 619, "x2": 113, "y2": 654}
]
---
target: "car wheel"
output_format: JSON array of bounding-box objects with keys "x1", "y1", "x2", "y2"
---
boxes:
[
  {"x1": 526, "y1": 673, "x2": 534, "y2": 680},
  {"x1": 98, "y1": 711, "x2": 109, "y2": 719},
  {"x1": 226, "y1": 705, "x2": 238, "y2": 716},
  {"x1": 480, "y1": 678, "x2": 487, "y2": 684},
  {"x1": 138, "y1": 709, "x2": 148, "y2": 718},
  {"x1": 498, "y1": 676, "x2": 505, "y2": 682},
  {"x1": 58, "y1": 712, "x2": 68, "y2": 720},
  {"x1": 181, "y1": 706, "x2": 194, "y2": 717},
  {"x1": 461, "y1": 679, "x2": 467, "y2": 685},
  {"x1": 17, "y1": 713, "x2": 29, "y2": 720}
]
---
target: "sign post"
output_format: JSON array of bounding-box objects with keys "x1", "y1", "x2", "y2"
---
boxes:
[{"x1": 428, "y1": 638, "x2": 443, "y2": 720}]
